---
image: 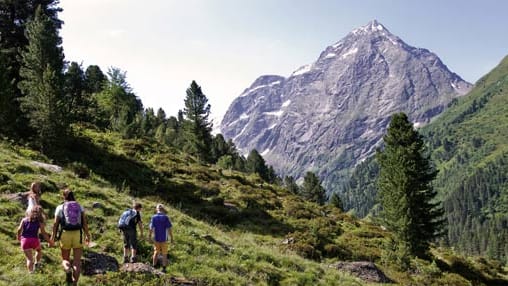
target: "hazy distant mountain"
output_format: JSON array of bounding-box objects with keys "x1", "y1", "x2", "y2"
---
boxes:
[{"x1": 220, "y1": 20, "x2": 471, "y2": 188}]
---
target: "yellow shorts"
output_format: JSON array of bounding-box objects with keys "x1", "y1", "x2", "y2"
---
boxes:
[
  {"x1": 59, "y1": 230, "x2": 82, "y2": 249},
  {"x1": 153, "y1": 242, "x2": 168, "y2": 255}
]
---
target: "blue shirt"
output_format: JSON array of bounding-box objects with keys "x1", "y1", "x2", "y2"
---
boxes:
[{"x1": 149, "y1": 213, "x2": 172, "y2": 242}]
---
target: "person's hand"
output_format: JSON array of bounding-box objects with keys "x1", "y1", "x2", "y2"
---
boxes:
[
  {"x1": 48, "y1": 239, "x2": 55, "y2": 247},
  {"x1": 84, "y1": 234, "x2": 91, "y2": 246},
  {"x1": 16, "y1": 234, "x2": 21, "y2": 241}
]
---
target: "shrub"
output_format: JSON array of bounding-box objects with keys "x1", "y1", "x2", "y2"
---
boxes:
[
  {"x1": 69, "y1": 161, "x2": 90, "y2": 178},
  {"x1": 0, "y1": 172, "x2": 10, "y2": 184}
]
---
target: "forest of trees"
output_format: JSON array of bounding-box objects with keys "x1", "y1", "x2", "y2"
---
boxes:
[{"x1": 0, "y1": 1, "x2": 335, "y2": 206}]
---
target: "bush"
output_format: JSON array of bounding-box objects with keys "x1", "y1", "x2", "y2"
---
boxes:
[{"x1": 69, "y1": 161, "x2": 90, "y2": 179}]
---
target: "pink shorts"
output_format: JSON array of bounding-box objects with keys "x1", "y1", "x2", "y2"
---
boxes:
[{"x1": 21, "y1": 237, "x2": 41, "y2": 250}]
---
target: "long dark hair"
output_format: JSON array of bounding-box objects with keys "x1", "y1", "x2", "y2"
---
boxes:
[{"x1": 63, "y1": 188, "x2": 76, "y2": 201}]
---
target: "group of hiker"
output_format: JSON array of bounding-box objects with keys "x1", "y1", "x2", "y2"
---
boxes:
[{"x1": 16, "y1": 181, "x2": 174, "y2": 285}]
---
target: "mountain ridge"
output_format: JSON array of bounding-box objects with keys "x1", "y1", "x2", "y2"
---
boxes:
[{"x1": 220, "y1": 20, "x2": 471, "y2": 188}]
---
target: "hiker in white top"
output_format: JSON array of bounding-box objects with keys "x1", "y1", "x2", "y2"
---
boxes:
[{"x1": 26, "y1": 182, "x2": 42, "y2": 214}]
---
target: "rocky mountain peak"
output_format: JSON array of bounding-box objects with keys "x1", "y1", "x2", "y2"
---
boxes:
[{"x1": 220, "y1": 20, "x2": 472, "y2": 191}]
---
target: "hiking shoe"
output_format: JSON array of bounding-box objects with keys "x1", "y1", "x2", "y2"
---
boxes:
[
  {"x1": 161, "y1": 267, "x2": 166, "y2": 273},
  {"x1": 123, "y1": 256, "x2": 129, "y2": 263},
  {"x1": 65, "y1": 270, "x2": 73, "y2": 284},
  {"x1": 130, "y1": 256, "x2": 136, "y2": 263}
]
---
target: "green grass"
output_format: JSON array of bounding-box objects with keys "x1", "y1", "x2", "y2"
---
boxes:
[{"x1": 0, "y1": 127, "x2": 506, "y2": 285}]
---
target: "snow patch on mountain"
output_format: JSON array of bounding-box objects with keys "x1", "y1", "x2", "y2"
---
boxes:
[
  {"x1": 341, "y1": 47, "x2": 358, "y2": 59},
  {"x1": 292, "y1": 64, "x2": 312, "y2": 76}
]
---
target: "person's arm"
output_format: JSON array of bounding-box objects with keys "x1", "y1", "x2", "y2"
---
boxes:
[
  {"x1": 16, "y1": 219, "x2": 23, "y2": 240},
  {"x1": 148, "y1": 217, "x2": 154, "y2": 242},
  {"x1": 137, "y1": 214, "x2": 144, "y2": 238},
  {"x1": 51, "y1": 215, "x2": 60, "y2": 242},
  {"x1": 81, "y1": 210, "x2": 91, "y2": 244},
  {"x1": 168, "y1": 228, "x2": 174, "y2": 244},
  {"x1": 39, "y1": 222, "x2": 54, "y2": 247}
]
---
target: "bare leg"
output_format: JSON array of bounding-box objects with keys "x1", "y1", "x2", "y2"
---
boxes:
[
  {"x1": 61, "y1": 248, "x2": 72, "y2": 272},
  {"x1": 35, "y1": 247, "x2": 42, "y2": 264},
  {"x1": 152, "y1": 249, "x2": 158, "y2": 266},
  {"x1": 162, "y1": 255, "x2": 168, "y2": 267},
  {"x1": 72, "y1": 247, "x2": 83, "y2": 285},
  {"x1": 23, "y1": 249, "x2": 34, "y2": 272},
  {"x1": 131, "y1": 247, "x2": 137, "y2": 258}
]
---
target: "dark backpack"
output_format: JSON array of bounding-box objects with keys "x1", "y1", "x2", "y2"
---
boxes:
[
  {"x1": 61, "y1": 201, "x2": 82, "y2": 230},
  {"x1": 118, "y1": 209, "x2": 137, "y2": 230}
]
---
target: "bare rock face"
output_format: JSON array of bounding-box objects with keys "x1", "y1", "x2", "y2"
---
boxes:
[
  {"x1": 331, "y1": 261, "x2": 392, "y2": 283},
  {"x1": 221, "y1": 20, "x2": 471, "y2": 190}
]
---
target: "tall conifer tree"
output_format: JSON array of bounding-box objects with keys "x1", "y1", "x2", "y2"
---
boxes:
[
  {"x1": 18, "y1": 6, "x2": 66, "y2": 151},
  {"x1": 182, "y1": 81, "x2": 213, "y2": 162},
  {"x1": 376, "y1": 112, "x2": 445, "y2": 261},
  {"x1": 246, "y1": 149, "x2": 269, "y2": 181},
  {"x1": 300, "y1": 171, "x2": 326, "y2": 205},
  {"x1": 0, "y1": 0, "x2": 62, "y2": 138}
]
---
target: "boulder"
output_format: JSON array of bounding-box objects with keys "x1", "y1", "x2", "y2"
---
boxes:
[
  {"x1": 31, "y1": 161, "x2": 62, "y2": 172},
  {"x1": 82, "y1": 252, "x2": 119, "y2": 275},
  {"x1": 331, "y1": 261, "x2": 392, "y2": 283},
  {"x1": 120, "y1": 262, "x2": 164, "y2": 276}
]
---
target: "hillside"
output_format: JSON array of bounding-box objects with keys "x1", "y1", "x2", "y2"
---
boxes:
[
  {"x1": 342, "y1": 55, "x2": 508, "y2": 264},
  {"x1": 0, "y1": 127, "x2": 507, "y2": 285}
]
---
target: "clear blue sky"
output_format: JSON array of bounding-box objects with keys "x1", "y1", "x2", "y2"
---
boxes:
[{"x1": 59, "y1": 0, "x2": 508, "y2": 121}]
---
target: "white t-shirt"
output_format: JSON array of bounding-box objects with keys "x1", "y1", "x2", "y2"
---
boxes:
[{"x1": 26, "y1": 196, "x2": 37, "y2": 213}]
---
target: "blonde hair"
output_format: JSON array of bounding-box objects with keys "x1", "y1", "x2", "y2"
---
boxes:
[
  {"x1": 156, "y1": 204, "x2": 166, "y2": 213},
  {"x1": 27, "y1": 205, "x2": 45, "y2": 223}
]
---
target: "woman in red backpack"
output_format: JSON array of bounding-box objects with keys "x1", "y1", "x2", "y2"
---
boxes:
[
  {"x1": 51, "y1": 189, "x2": 91, "y2": 285},
  {"x1": 17, "y1": 205, "x2": 54, "y2": 273}
]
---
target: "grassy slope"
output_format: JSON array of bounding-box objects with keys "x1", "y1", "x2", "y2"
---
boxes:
[
  {"x1": 424, "y1": 55, "x2": 508, "y2": 199},
  {"x1": 0, "y1": 128, "x2": 505, "y2": 285}
]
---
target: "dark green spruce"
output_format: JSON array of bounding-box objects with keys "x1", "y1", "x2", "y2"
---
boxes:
[
  {"x1": 0, "y1": 0, "x2": 62, "y2": 139},
  {"x1": 376, "y1": 112, "x2": 445, "y2": 262},
  {"x1": 18, "y1": 6, "x2": 66, "y2": 151},
  {"x1": 300, "y1": 171, "x2": 326, "y2": 205},
  {"x1": 182, "y1": 81, "x2": 213, "y2": 163}
]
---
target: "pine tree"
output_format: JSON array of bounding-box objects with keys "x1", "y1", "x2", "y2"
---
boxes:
[
  {"x1": 95, "y1": 67, "x2": 142, "y2": 131},
  {"x1": 18, "y1": 6, "x2": 66, "y2": 151},
  {"x1": 211, "y1": 134, "x2": 229, "y2": 163},
  {"x1": 329, "y1": 193, "x2": 343, "y2": 210},
  {"x1": 0, "y1": 0, "x2": 62, "y2": 138},
  {"x1": 246, "y1": 149, "x2": 269, "y2": 181},
  {"x1": 300, "y1": 171, "x2": 326, "y2": 205},
  {"x1": 63, "y1": 62, "x2": 88, "y2": 123},
  {"x1": 84, "y1": 65, "x2": 106, "y2": 94},
  {"x1": 376, "y1": 112, "x2": 445, "y2": 261},
  {"x1": 284, "y1": 176, "x2": 299, "y2": 194},
  {"x1": 182, "y1": 81, "x2": 213, "y2": 162}
]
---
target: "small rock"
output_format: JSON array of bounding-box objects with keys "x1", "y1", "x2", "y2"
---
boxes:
[
  {"x1": 92, "y1": 202, "x2": 102, "y2": 209},
  {"x1": 282, "y1": 237, "x2": 295, "y2": 244},
  {"x1": 170, "y1": 276, "x2": 197, "y2": 285},
  {"x1": 223, "y1": 202, "x2": 239, "y2": 213}
]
